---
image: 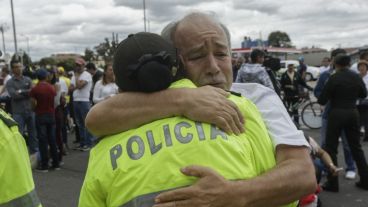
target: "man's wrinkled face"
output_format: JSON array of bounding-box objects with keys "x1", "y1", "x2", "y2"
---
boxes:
[{"x1": 174, "y1": 20, "x2": 232, "y2": 90}]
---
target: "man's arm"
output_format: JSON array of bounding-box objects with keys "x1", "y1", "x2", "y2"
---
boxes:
[
  {"x1": 6, "y1": 80, "x2": 26, "y2": 100},
  {"x1": 153, "y1": 146, "x2": 316, "y2": 207},
  {"x1": 153, "y1": 84, "x2": 317, "y2": 207},
  {"x1": 86, "y1": 86, "x2": 244, "y2": 137},
  {"x1": 75, "y1": 79, "x2": 87, "y2": 89}
]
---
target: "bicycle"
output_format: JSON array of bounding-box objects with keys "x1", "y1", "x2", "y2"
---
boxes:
[{"x1": 284, "y1": 92, "x2": 323, "y2": 129}]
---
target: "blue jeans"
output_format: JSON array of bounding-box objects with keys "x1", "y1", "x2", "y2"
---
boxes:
[
  {"x1": 73, "y1": 101, "x2": 94, "y2": 147},
  {"x1": 12, "y1": 112, "x2": 38, "y2": 154},
  {"x1": 36, "y1": 113, "x2": 59, "y2": 168},
  {"x1": 321, "y1": 118, "x2": 356, "y2": 171}
]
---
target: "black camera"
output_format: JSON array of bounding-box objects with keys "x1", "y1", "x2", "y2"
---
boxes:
[{"x1": 263, "y1": 56, "x2": 281, "y2": 72}]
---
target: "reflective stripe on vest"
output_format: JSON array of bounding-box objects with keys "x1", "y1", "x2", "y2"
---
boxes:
[
  {"x1": 0, "y1": 189, "x2": 41, "y2": 207},
  {"x1": 120, "y1": 189, "x2": 174, "y2": 207}
]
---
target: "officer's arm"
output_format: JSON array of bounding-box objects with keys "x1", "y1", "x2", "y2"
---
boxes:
[{"x1": 86, "y1": 87, "x2": 244, "y2": 137}]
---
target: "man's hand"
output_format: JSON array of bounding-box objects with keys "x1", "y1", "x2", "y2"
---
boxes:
[
  {"x1": 181, "y1": 86, "x2": 244, "y2": 135},
  {"x1": 153, "y1": 166, "x2": 241, "y2": 207}
]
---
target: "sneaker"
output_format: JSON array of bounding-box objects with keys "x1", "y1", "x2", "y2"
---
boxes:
[
  {"x1": 50, "y1": 166, "x2": 61, "y2": 171},
  {"x1": 35, "y1": 166, "x2": 48, "y2": 173},
  {"x1": 80, "y1": 146, "x2": 91, "y2": 152},
  {"x1": 73, "y1": 146, "x2": 83, "y2": 150},
  {"x1": 345, "y1": 171, "x2": 356, "y2": 180}
]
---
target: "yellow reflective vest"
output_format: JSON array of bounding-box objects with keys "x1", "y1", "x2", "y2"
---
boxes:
[
  {"x1": 0, "y1": 109, "x2": 42, "y2": 207},
  {"x1": 79, "y1": 79, "x2": 297, "y2": 207}
]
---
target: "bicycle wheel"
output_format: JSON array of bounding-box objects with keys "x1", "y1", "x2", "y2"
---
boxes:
[{"x1": 301, "y1": 102, "x2": 322, "y2": 129}]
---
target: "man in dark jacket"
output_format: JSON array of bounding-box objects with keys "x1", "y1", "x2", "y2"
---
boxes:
[{"x1": 281, "y1": 64, "x2": 312, "y2": 126}]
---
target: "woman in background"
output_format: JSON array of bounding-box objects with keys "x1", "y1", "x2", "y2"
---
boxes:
[
  {"x1": 93, "y1": 64, "x2": 118, "y2": 104},
  {"x1": 357, "y1": 60, "x2": 368, "y2": 142}
]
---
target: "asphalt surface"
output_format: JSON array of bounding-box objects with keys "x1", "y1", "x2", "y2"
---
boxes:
[{"x1": 32, "y1": 126, "x2": 368, "y2": 207}]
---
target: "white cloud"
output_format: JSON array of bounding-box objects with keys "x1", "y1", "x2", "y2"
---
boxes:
[{"x1": 0, "y1": 0, "x2": 367, "y2": 61}]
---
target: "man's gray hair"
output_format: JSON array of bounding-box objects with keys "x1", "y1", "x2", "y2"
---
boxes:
[{"x1": 161, "y1": 12, "x2": 231, "y2": 50}]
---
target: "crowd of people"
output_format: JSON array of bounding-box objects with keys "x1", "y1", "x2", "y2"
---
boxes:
[
  {"x1": 0, "y1": 58, "x2": 118, "y2": 172},
  {"x1": 1, "y1": 10, "x2": 368, "y2": 207}
]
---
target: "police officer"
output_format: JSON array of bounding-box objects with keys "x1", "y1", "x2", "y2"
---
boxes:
[
  {"x1": 0, "y1": 109, "x2": 41, "y2": 206},
  {"x1": 79, "y1": 33, "x2": 296, "y2": 207}
]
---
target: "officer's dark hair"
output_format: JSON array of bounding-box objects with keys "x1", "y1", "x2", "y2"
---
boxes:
[
  {"x1": 334, "y1": 54, "x2": 351, "y2": 67},
  {"x1": 86, "y1": 62, "x2": 96, "y2": 71},
  {"x1": 331, "y1": 48, "x2": 346, "y2": 58},
  {"x1": 250, "y1": 49, "x2": 265, "y2": 63},
  {"x1": 113, "y1": 32, "x2": 182, "y2": 93}
]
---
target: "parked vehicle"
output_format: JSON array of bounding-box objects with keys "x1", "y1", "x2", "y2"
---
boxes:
[{"x1": 277, "y1": 60, "x2": 320, "y2": 81}]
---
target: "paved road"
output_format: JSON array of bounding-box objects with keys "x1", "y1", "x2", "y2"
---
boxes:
[{"x1": 33, "y1": 127, "x2": 368, "y2": 207}]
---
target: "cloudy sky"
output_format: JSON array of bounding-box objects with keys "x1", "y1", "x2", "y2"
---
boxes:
[{"x1": 0, "y1": 0, "x2": 367, "y2": 61}]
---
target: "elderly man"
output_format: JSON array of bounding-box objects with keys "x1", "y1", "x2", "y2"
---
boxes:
[{"x1": 86, "y1": 12, "x2": 315, "y2": 207}]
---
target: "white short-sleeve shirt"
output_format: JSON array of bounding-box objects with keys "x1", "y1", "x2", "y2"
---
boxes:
[
  {"x1": 71, "y1": 70, "x2": 92, "y2": 102},
  {"x1": 231, "y1": 83, "x2": 309, "y2": 148}
]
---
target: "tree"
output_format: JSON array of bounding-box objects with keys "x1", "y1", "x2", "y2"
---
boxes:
[
  {"x1": 22, "y1": 52, "x2": 32, "y2": 67},
  {"x1": 268, "y1": 31, "x2": 292, "y2": 48},
  {"x1": 10, "y1": 52, "x2": 32, "y2": 66},
  {"x1": 39, "y1": 57, "x2": 57, "y2": 67},
  {"x1": 84, "y1": 48, "x2": 95, "y2": 62},
  {"x1": 57, "y1": 58, "x2": 76, "y2": 72},
  {"x1": 94, "y1": 37, "x2": 118, "y2": 62}
]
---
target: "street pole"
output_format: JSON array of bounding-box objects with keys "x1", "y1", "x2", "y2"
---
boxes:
[
  {"x1": 0, "y1": 26, "x2": 5, "y2": 54},
  {"x1": 143, "y1": 0, "x2": 146, "y2": 32},
  {"x1": 10, "y1": 0, "x2": 18, "y2": 55}
]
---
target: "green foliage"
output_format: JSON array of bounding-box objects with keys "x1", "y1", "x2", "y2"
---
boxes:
[
  {"x1": 268, "y1": 31, "x2": 292, "y2": 48},
  {"x1": 57, "y1": 58, "x2": 76, "y2": 72},
  {"x1": 11, "y1": 52, "x2": 32, "y2": 66},
  {"x1": 84, "y1": 48, "x2": 95, "y2": 62},
  {"x1": 22, "y1": 52, "x2": 32, "y2": 66},
  {"x1": 94, "y1": 37, "x2": 118, "y2": 62},
  {"x1": 39, "y1": 57, "x2": 57, "y2": 66}
]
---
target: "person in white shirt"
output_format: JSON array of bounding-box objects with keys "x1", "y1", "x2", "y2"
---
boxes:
[
  {"x1": 357, "y1": 60, "x2": 368, "y2": 142},
  {"x1": 70, "y1": 58, "x2": 94, "y2": 151},
  {"x1": 93, "y1": 64, "x2": 118, "y2": 104},
  {"x1": 351, "y1": 51, "x2": 368, "y2": 73},
  {"x1": 0, "y1": 67, "x2": 12, "y2": 113},
  {"x1": 319, "y1": 57, "x2": 330, "y2": 74}
]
